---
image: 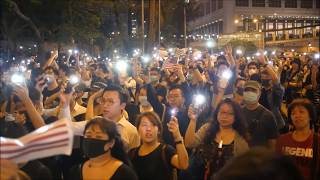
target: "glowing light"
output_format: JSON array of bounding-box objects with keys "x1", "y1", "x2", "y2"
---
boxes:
[
  {"x1": 206, "y1": 40, "x2": 215, "y2": 48},
  {"x1": 221, "y1": 69, "x2": 232, "y2": 80},
  {"x1": 236, "y1": 49, "x2": 243, "y2": 55},
  {"x1": 11, "y1": 74, "x2": 25, "y2": 84},
  {"x1": 194, "y1": 94, "x2": 205, "y2": 107},
  {"x1": 69, "y1": 75, "x2": 80, "y2": 85},
  {"x1": 116, "y1": 61, "x2": 128, "y2": 71}
]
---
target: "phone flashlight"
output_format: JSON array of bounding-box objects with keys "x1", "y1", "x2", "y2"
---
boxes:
[
  {"x1": 69, "y1": 75, "x2": 80, "y2": 85},
  {"x1": 221, "y1": 69, "x2": 232, "y2": 80},
  {"x1": 194, "y1": 94, "x2": 205, "y2": 107},
  {"x1": 116, "y1": 61, "x2": 128, "y2": 72},
  {"x1": 11, "y1": 73, "x2": 25, "y2": 85},
  {"x1": 170, "y1": 108, "x2": 178, "y2": 117}
]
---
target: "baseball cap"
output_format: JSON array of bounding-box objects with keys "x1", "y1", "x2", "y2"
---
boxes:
[{"x1": 244, "y1": 80, "x2": 261, "y2": 91}]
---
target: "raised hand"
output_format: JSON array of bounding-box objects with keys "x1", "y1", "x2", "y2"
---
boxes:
[
  {"x1": 188, "y1": 105, "x2": 197, "y2": 121},
  {"x1": 224, "y1": 44, "x2": 233, "y2": 55},
  {"x1": 35, "y1": 76, "x2": 47, "y2": 93},
  {"x1": 12, "y1": 85, "x2": 29, "y2": 103},
  {"x1": 167, "y1": 116, "x2": 182, "y2": 141}
]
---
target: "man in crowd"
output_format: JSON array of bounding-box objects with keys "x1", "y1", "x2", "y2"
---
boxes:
[{"x1": 242, "y1": 80, "x2": 279, "y2": 149}]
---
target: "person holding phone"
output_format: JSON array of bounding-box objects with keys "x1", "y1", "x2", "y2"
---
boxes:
[{"x1": 130, "y1": 112, "x2": 189, "y2": 180}]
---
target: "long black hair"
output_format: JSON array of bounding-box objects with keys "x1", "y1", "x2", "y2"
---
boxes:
[
  {"x1": 84, "y1": 117, "x2": 131, "y2": 165},
  {"x1": 203, "y1": 98, "x2": 248, "y2": 144}
]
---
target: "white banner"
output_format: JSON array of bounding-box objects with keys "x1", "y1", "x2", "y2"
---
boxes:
[{"x1": 0, "y1": 118, "x2": 73, "y2": 163}]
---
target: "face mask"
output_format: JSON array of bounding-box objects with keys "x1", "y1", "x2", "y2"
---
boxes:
[
  {"x1": 83, "y1": 79, "x2": 91, "y2": 87},
  {"x1": 248, "y1": 69, "x2": 257, "y2": 76},
  {"x1": 235, "y1": 87, "x2": 244, "y2": 96},
  {"x1": 82, "y1": 138, "x2": 109, "y2": 158},
  {"x1": 243, "y1": 91, "x2": 258, "y2": 104},
  {"x1": 261, "y1": 79, "x2": 271, "y2": 87},
  {"x1": 150, "y1": 76, "x2": 159, "y2": 83},
  {"x1": 138, "y1": 96, "x2": 148, "y2": 104}
]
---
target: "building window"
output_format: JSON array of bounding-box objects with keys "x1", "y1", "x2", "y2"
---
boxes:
[
  {"x1": 235, "y1": 0, "x2": 249, "y2": 7},
  {"x1": 317, "y1": 0, "x2": 320, "y2": 8},
  {"x1": 267, "y1": 22, "x2": 274, "y2": 30},
  {"x1": 268, "y1": 0, "x2": 281, "y2": 7},
  {"x1": 199, "y1": 3, "x2": 205, "y2": 16},
  {"x1": 301, "y1": 0, "x2": 313, "y2": 8},
  {"x1": 218, "y1": 0, "x2": 223, "y2": 9},
  {"x1": 252, "y1": 0, "x2": 265, "y2": 7},
  {"x1": 211, "y1": 0, "x2": 216, "y2": 12},
  {"x1": 206, "y1": 1, "x2": 210, "y2": 15},
  {"x1": 285, "y1": 0, "x2": 297, "y2": 8},
  {"x1": 218, "y1": 21, "x2": 223, "y2": 34}
]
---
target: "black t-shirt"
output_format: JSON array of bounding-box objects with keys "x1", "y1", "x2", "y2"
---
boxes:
[
  {"x1": 72, "y1": 163, "x2": 138, "y2": 180},
  {"x1": 242, "y1": 105, "x2": 279, "y2": 147},
  {"x1": 43, "y1": 86, "x2": 60, "y2": 100},
  {"x1": 130, "y1": 144, "x2": 176, "y2": 180}
]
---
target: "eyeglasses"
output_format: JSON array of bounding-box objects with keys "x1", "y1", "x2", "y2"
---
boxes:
[
  {"x1": 96, "y1": 97, "x2": 116, "y2": 105},
  {"x1": 218, "y1": 111, "x2": 234, "y2": 116}
]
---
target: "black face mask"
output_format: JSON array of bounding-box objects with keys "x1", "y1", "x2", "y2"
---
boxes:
[
  {"x1": 261, "y1": 79, "x2": 271, "y2": 88},
  {"x1": 82, "y1": 138, "x2": 110, "y2": 158},
  {"x1": 235, "y1": 87, "x2": 244, "y2": 96}
]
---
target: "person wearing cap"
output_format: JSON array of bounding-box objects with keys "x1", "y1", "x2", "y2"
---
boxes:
[{"x1": 242, "y1": 80, "x2": 279, "y2": 149}]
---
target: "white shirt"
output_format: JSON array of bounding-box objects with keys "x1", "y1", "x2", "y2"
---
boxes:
[
  {"x1": 43, "y1": 103, "x2": 87, "y2": 121},
  {"x1": 70, "y1": 116, "x2": 140, "y2": 150}
]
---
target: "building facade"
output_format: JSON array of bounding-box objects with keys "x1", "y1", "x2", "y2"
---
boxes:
[{"x1": 188, "y1": 0, "x2": 320, "y2": 49}]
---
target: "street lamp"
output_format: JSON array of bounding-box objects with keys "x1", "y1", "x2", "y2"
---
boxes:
[
  {"x1": 234, "y1": 19, "x2": 239, "y2": 24},
  {"x1": 184, "y1": 0, "x2": 190, "y2": 48}
]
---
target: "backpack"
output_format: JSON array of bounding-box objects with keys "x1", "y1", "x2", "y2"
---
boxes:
[{"x1": 130, "y1": 144, "x2": 177, "y2": 180}]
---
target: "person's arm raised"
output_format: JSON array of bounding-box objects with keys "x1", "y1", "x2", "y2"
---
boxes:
[
  {"x1": 167, "y1": 116, "x2": 189, "y2": 170},
  {"x1": 85, "y1": 89, "x2": 103, "y2": 120},
  {"x1": 225, "y1": 45, "x2": 235, "y2": 68},
  {"x1": 42, "y1": 50, "x2": 58, "y2": 70},
  {"x1": 184, "y1": 105, "x2": 198, "y2": 148},
  {"x1": 13, "y1": 85, "x2": 45, "y2": 129}
]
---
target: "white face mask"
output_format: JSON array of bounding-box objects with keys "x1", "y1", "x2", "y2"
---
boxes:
[
  {"x1": 243, "y1": 91, "x2": 258, "y2": 104},
  {"x1": 83, "y1": 79, "x2": 91, "y2": 87},
  {"x1": 248, "y1": 69, "x2": 257, "y2": 76}
]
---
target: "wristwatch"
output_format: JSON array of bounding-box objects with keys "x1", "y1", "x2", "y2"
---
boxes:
[{"x1": 175, "y1": 140, "x2": 183, "y2": 145}]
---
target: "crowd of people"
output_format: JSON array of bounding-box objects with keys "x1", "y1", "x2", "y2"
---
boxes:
[{"x1": 0, "y1": 46, "x2": 319, "y2": 180}]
